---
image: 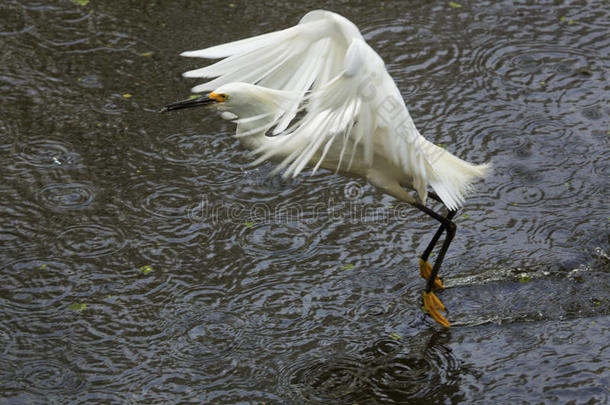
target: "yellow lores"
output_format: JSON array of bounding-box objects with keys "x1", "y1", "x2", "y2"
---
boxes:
[{"x1": 209, "y1": 92, "x2": 227, "y2": 102}]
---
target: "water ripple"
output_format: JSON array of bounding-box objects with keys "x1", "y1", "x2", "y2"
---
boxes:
[
  {"x1": 238, "y1": 221, "x2": 317, "y2": 263},
  {"x1": 0, "y1": 1, "x2": 609, "y2": 404},
  {"x1": 278, "y1": 334, "x2": 461, "y2": 402},
  {"x1": 38, "y1": 183, "x2": 95, "y2": 211},
  {"x1": 19, "y1": 359, "x2": 86, "y2": 395},
  {"x1": 159, "y1": 132, "x2": 234, "y2": 166},
  {"x1": 0, "y1": 258, "x2": 78, "y2": 312},
  {"x1": 227, "y1": 280, "x2": 312, "y2": 339},
  {"x1": 591, "y1": 150, "x2": 609, "y2": 178},
  {"x1": 471, "y1": 39, "x2": 603, "y2": 108},
  {"x1": 0, "y1": 322, "x2": 14, "y2": 357},
  {"x1": 167, "y1": 310, "x2": 245, "y2": 366},
  {"x1": 366, "y1": 17, "x2": 464, "y2": 94},
  {"x1": 136, "y1": 131, "x2": 247, "y2": 186},
  {"x1": 0, "y1": 4, "x2": 33, "y2": 37},
  {"x1": 521, "y1": 114, "x2": 575, "y2": 143},
  {"x1": 369, "y1": 339, "x2": 461, "y2": 402},
  {"x1": 55, "y1": 224, "x2": 126, "y2": 257},
  {"x1": 142, "y1": 185, "x2": 195, "y2": 219},
  {"x1": 496, "y1": 182, "x2": 546, "y2": 209},
  {"x1": 17, "y1": 138, "x2": 82, "y2": 169},
  {"x1": 349, "y1": 297, "x2": 390, "y2": 319},
  {"x1": 0, "y1": 186, "x2": 43, "y2": 253},
  {"x1": 279, "y1": 355, "x2": 368, "y2": 403}
]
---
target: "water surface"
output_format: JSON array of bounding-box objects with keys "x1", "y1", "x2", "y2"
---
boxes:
[{"x1": 0, "y1": 0, "x2": 608, "y2": 403}]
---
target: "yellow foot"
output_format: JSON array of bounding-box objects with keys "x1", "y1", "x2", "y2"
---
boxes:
[
  {"x1": 423, "y1": 291, "x2": 450, "y2": 328},
  {"x1": 419, "y1": 259, "x2": 445, "y2": 290}
]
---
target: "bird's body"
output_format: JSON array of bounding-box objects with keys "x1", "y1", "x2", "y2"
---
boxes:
[{"x1": 163, "y1": 10, "x2": 490, "y2": 327}]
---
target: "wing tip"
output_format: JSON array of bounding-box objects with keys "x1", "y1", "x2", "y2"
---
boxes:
[
  {"x1": 181, "y1": 50, "x2": 225, "y2": 59},
  {"x1": 191, "y1": 84, "x2": 210, "y2": 93}
]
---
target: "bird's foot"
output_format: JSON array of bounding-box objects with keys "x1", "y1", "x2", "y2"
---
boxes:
[
  {"x1": 419, "y1": 258, "x2": 444, "y2": 290},
  {"x1": 423, "y1": 291, "x2": 450, "y2": 328}
]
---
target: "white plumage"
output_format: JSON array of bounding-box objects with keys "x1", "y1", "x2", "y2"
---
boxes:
[
  {"x1": 179, "y1": 10, "x2": 489, "y2": 210},
  {"x1": 164, "y1": 10, "x2": 491, "y2": 327}
]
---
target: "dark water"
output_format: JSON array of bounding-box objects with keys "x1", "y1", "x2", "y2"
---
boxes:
[{"x1": 1, "y1": 0, "x2": 608, "y2": 403}]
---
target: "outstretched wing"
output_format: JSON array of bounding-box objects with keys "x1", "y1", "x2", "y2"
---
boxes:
[
  {"x1": 181, "y1": 10, "x2": 363, "y2": 133},
  {"x1": 249, "y1": 39, "x2": 432, "y2": 203},
  {"x1": 183, "y1": 10, "x2": 432, "y2": 203}
]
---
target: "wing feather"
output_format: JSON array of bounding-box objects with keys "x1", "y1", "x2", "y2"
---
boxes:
[
  {"x1": 250, "y1": 39, "x2": 433, "y2": 203},
  {"x1": 181, "y1": 11, "x2": 440, "y2": 204},
  {"x1": 182, "y1": 11, "x2": 362, "y2": 101},
  {"x1": 181, "y1": 26, "x2": 298, "y2": 59}
]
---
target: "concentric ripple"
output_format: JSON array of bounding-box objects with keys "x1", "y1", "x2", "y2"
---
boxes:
[
  {"x1": 238, "y1": 221, "x2": 318, "y2": 263},
  {"x1": 154, "y1": 131, "x2": 245, "y2": 186},
  {"x1": 470, "y1": 40, "x2": 602, "y2": 107},
  {"x1": 17, "y1": 139, "x2": 82, "y2": 169},
  {"x1": 369, "y1": 354, "x2": 435, "y2": 398},
  {"x1": 495, "y1": 182, "x2": 545, "y2": 209},
  {"x1": 37, "y1": 183, "x2": 95, "y2": 211},
  {"x1": 348, "y1": 296, "x2": 392, "y2": 321},
  {"x1": 20, "y1": 360, "x2": 86, "y2": 395},
  {"x1": 279, "y1": 337, "x2": 458, "y2": 403},
  {"x1": 1, "y1": 1, "x2": 609, "y2": 403},
  {"x1": 168, "y1": 310, "x2": 245, "y2": 366},
  {"x1": 365, "y1": 18, "x2": 464, "y2": 92},
  {"x1": 591, "y1": 150, "x2": 609, "y2": 178},
  {"x1": 225, "y1": 279, "x2": 315, "y2": 340},
  {"x1": 159, "y1": 132, "x2": 234, "y2": 166},
  {"x1": 142, "y1": 186, "x2": 195, "y2": 219},
  {"x1": 55, "y1": 224, "x2": 125, "y2": 257},
  {"x1": 279, "y1": 355, "x2": 367, "y2": 403},
  {"x1": 521, "y1": 114, "x2": 575, "y2": 143},
  {"x1": 121, "y1": 180, "x2": 204, "y2": 222}
]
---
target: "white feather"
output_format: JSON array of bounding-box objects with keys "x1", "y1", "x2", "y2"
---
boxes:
[{"x1": 179, "y1": 10, "x2": 489, "y2": 209}]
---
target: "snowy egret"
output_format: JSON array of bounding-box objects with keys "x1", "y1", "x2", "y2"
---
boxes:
[{"x1": 162, "y1": 10, "x2": 490, "y2": 327}]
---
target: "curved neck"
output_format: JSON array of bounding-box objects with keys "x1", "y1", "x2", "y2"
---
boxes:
[
  {"x1": 234, "y1": 110, "x2": 282, "y2": 152},
  {"x1": 236, "y1": 124, "x2": 275, "y2": 151}
]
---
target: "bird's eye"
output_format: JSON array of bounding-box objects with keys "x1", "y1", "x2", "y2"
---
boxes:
[{"x1": 220, "y1": 94, "x2": 228, "y2": 101}]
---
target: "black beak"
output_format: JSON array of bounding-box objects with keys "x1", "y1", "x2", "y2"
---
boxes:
[{"x1": 160, "y1": 95, "x2": 216, "y2": 113}]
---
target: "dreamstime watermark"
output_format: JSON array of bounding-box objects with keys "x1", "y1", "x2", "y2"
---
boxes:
[{"x1": 188, "y1": 182, "x2": 425, "y2": 226}]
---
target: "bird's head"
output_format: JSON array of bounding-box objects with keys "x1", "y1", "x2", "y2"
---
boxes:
[{"x1": 161, "y1": 82, "x2": 280, "y2": 119}]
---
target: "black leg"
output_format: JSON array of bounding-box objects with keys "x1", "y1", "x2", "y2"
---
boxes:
[
  {"x1": 428, "y1": 191, "x2": 444, "y2": 204},
  {"x1": 413, "y1": 203, "x2": 458, "y2": 292},
  {"x1": 413, "y1": 202, "x2": 459, "y2": 327},
  {"x1": 420, "y1": 191, "x2": 455, "y2": 262},
  {"x1": 424, "y1": 215, "x2": 456, "y2": 293},
  {"x1": 421, "y1": 209, "x2": 457, "y2": 263}
]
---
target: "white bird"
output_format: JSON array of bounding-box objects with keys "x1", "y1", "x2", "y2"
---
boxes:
[{"x1": 162, "y1": 10, "x2": 490, "y2": 327}]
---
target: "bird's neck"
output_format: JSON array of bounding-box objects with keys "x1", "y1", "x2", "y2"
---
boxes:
[
  {"x1": 235, "y1": 124, "x2": 273, "y2": 151},
  {"x1": 232, "y1": 107, "x2": 282, "y2": 152}
]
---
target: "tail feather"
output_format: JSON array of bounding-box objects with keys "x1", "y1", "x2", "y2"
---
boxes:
[{"x1": 423, "y1": 141, "x2": 490, "y2": 210}]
